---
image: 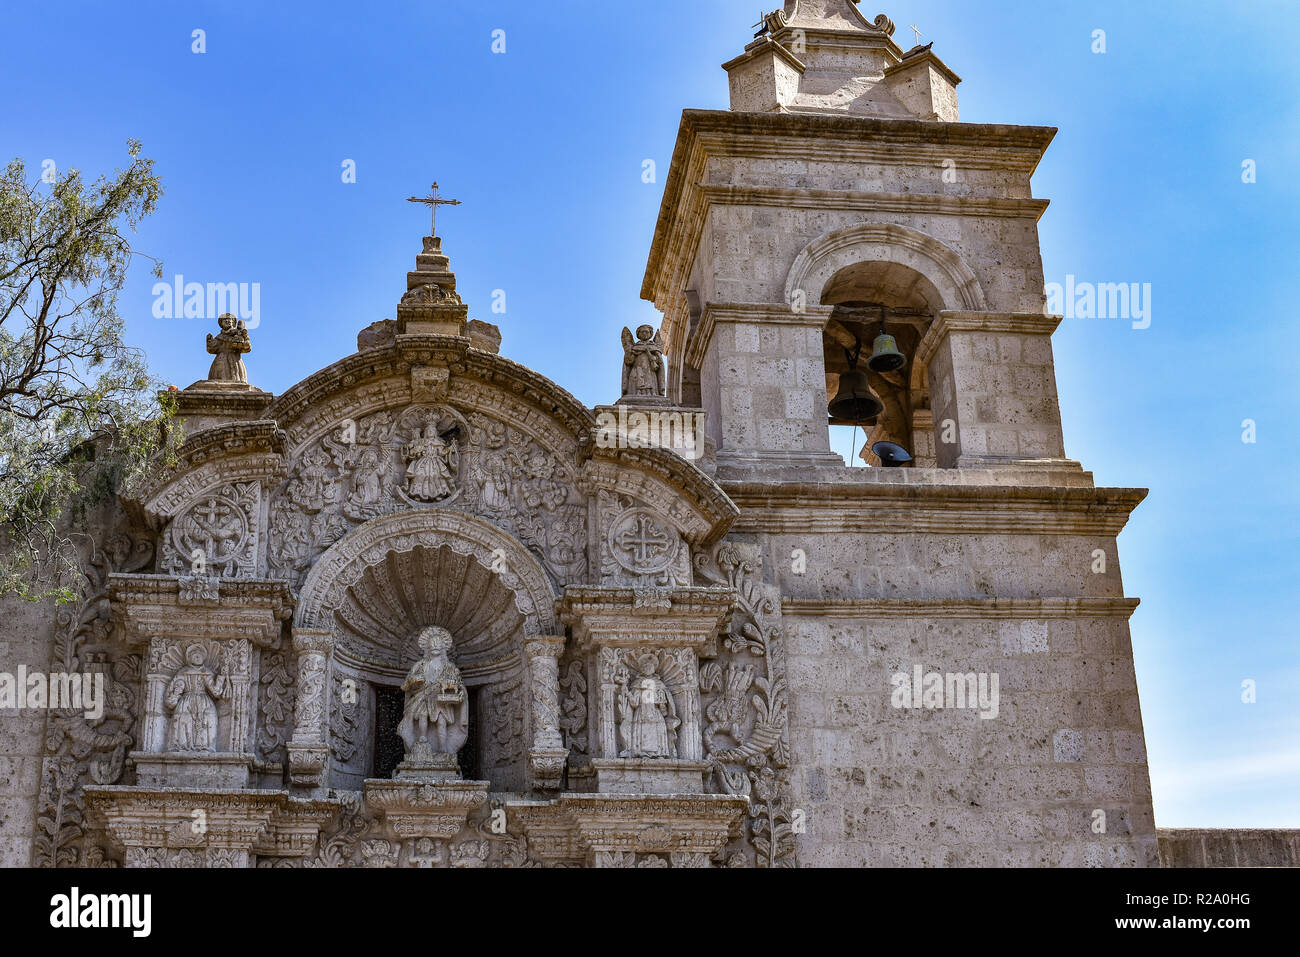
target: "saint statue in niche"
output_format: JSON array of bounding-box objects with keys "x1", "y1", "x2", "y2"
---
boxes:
[
  {"x1": 397, "y1": 626, "x2": 469, "y2": 766},
  {"x1": 205, "y1": 313, "x2": 251, "y2": 383},
  {"x1": 164, "y1": 644, "x2": 228, "y2": 752},
  {"x1": 616, "y1": 656, "x2": 679, "y2": 759},
  {"x1": 621, "y1": 324, "x2": 666, "y2": 398},
  {"x1": 403, "y1": 424, "x2": 458, "y2": 503}
]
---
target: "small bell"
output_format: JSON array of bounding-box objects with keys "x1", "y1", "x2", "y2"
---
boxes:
[
  {"x1": 872, "y1": 441, "x2": 913, "y2": 467},
  {"x1": 828, "y1": 344, "x2": 884, "y2": 423},
  {"x1": 867, "y1": 330, "x2": 906, "y2": 373}
]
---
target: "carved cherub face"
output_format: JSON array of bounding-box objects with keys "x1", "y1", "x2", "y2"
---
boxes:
[{"x1": 636, "y1": 324, "x2": 655, "y2": 342}]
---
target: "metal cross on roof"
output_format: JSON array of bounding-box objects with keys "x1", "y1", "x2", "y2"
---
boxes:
[
  {"x1": 909, "y1": 23, "x2": 924, "y2": 46},
  {"x1": 406, "y1": 182, "x2": 462, "y2": 235}
]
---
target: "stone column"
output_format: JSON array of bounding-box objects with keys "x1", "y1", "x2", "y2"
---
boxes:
[
  {"x1": 287, "y1": 629, "x2": 332, "y2": 791},
  {"x1": 140, "y1": 639, "x2": 171, "y2": 754},
  {"x1": 525, "y1": 636, "x2": 568, "y2": 790},
  {"x1": 698, "y1": 303, "x2": 843, "y2": 472},
  {"x1": 918, "y1": 311, "x2": 1079, "y2": 471}
]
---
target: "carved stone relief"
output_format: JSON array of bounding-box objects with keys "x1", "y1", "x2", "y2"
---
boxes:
[
  {"x1": 160, "y1": 482, "x2": 261, "y2": 578},
  {"x1": 256, "y1": 651, "x2": 295, "y2": 763},
  {"x1": 558, "y1": 659, "x2": 589, "y2": 757},
  {"x1": 596, "y1": 646, "x2": 700, "y2": 762},
  {"x1": 694, "y1": 542, "x2": 795, "y2": 867},
  {"x1": 140, "y1": 638, "x2": 252, "y2": 755},
  {"x1": 266, "y1": 404, "x2": 587, "y2": 590},
  {"x1": 597, "y1": 491, "x2": 691, "y2": 588},
  {"x1": 33, "y1": 533, "x2": 154, "y2": 867}
]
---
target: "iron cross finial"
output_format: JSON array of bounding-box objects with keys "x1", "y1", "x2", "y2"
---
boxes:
[{"x1": 406, "y1": 182, "x2": 462, "y2": 235}]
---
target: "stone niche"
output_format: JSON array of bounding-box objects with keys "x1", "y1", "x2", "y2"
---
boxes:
[
  {"x1": 558, "y1": 586, "x2": 733, "y2": 795},
  {"x1": 109, "y1": 575, "x2": 292, "y2": 789}
]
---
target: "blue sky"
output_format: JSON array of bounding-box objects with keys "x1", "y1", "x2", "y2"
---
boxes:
[{"x1": 3, "y1": 0, "x2": 1298, "y2": 827}]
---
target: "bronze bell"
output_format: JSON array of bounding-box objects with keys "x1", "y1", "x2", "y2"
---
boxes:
[
  {"x1": 828, "y1": 365, "x2": 884, "y2": 423},
  {"x1": 867, "y1": 330, "x2": 906, "y2": 373}
]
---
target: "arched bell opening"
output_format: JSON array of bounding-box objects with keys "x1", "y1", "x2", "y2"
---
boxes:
[{"x1": 820, "y1": 260, "x2": 942, "y2": 468}]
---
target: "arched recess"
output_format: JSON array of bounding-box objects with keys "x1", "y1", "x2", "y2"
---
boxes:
[
  {"x1": 785, "y1": 223, "x2": 986, "y2": 468},
  {"x1": 296, "y1": 508, "x2": 557, "y2": 669},
  {"x1": 784, "y1": 222, "x2": 987, "y2": 314},
  {"x1": 294, "y1": 509, "x2": 557, "y2": 790}
]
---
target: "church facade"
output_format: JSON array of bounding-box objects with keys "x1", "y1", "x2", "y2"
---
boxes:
[{"x1": 4, "y1": 2, "x2": 1171, "y2": 868}]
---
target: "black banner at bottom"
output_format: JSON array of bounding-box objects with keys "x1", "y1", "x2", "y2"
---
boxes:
[{"x1": 0, "y1": 865, "x2": 1284, "y2": 943}]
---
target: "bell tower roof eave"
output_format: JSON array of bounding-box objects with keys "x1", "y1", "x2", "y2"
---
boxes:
[{"x1": 640, "y1": 109, "x2": 1058, "y2": 316}]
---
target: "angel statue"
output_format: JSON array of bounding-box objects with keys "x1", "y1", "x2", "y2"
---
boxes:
[
  {"x1": 403, "y1": 423, "x2": 458, "y2": 503},
  {"x1": 621, "y1": 324, "x2": 666, "y2": 399},
  {"x1": 616, "y1": 656, "x2": 680, "y2": 759},
  {"x1": 205, "y1": 313, "x2": 251, "y2": 383},
  {"x1": 397, "y1": 626, "x2": 469, "y2": 771}
]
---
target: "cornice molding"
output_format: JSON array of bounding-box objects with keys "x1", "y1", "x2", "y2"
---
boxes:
[
  {"x1": 642, "y1": 110, "x2": 1056, "y2": 351},
  {"x1": 723, "y1": 481, "x2": 1148, "y2": 536},
  {"x1": 781, "y1": 596, "x2": 1141, "y2": 618},
  {"x1": 916, "y1": 311, "x2": 1064, "y2": 367},
  {"x1": 698, "y1": 184, "x2": 1050, "y2": 221}
]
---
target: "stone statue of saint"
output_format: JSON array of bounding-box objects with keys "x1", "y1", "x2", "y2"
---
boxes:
[
  {"x1": 163, "y1": 644, "x2": 228, "y2": 752},
  {"x1": 347, "y1": 446, "x2": 386, "y2": 512},
  {"x1": 206, "y1": 313, "x2": 251, "y2": 383},
  {"x1": 472, "y1": 452, "x2": 511, "y2": 513},
  {"x1": 403, "y1": 425, "x2": 458, "y2": 502},
  {"x1": 621, "y1": 324, "x2": 666, "y2": 399},
  {"x1": 397, "y1": 626, "x2": 469, "y2": 766},
  {"x1": 616, "y1": 658, "x2": 679, "y2": 759}
]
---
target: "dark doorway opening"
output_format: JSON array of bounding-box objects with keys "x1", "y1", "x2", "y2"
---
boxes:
[
  {"x1": 372, "y1": 683, "x2": 482, "y2": 781},
  {"x1": 459, "y1": 686, "x2": 481, "y2": 780},
  {"x1": 373, "y1": 685, "x2": 405, "y2": 779}
]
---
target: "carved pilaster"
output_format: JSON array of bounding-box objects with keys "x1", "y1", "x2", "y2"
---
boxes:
[
  {"x1": 288, "y1": 630, "x2": 333, "y2": 791},
  {"x1": 525, "y1": 636, "x2": 568, "y2": 789}
]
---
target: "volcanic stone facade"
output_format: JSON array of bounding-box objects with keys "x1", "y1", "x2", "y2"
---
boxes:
[{"x1": 0, "y1": 2, "x2": 1184, "y2": 867}]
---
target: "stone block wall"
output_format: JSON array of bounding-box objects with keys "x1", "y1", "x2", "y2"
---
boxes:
[
  {"x1": 700, "y1": 306, "x2": 837, "y2": 464},
  {"x1": 1158, "y1": 829, "x2": 1300, "y2": 867},
  {"x1": 721, "y1": 470, "x2": 1160, "y2": 867},
  {"x1": 920, "y1": 313, "x2": 1068, "y2": 468},
  {"x1": 779, "y1": 607, "x2": 1156, "y2": 866},
  {"x1": 0, "y1": 598, "x2": 57, "y2": 867}
]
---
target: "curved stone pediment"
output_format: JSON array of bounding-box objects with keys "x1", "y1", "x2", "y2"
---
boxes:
[{"x1": 266, "y1": 336, "x2": 593, "y2": 457}]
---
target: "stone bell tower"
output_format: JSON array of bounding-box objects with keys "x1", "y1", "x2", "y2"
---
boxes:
[
  {"x1": 645, "y1": 0, "x2": 1078, "y2": 478},
  {"x1": 642, "y1": 2, "x2": 1158, "y2": 867}
]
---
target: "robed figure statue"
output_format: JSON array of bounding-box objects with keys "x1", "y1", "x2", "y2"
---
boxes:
[
  {"x1": 397, "y1": 626, "x2": 469, "y2": 771},
  {"x1": 206, "y1": 313, "x2": 252, "y2": 383}
]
